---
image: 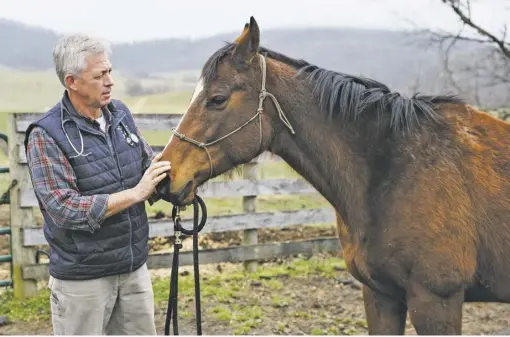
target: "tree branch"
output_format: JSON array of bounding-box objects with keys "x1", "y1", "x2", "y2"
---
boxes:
[{"x1": 441, "y1": 0, "x2": 510, "y2": 58}]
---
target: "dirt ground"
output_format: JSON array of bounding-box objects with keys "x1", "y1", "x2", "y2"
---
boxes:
[{"x1": 1, "y1": 224, "x2": 510, "y2": 335}]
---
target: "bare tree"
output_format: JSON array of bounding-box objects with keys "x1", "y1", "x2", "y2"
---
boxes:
[{"x1": 420, "y1": 0, "x2": 509, "y2": 112}]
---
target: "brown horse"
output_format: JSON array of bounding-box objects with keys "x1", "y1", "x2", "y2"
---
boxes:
[{"x1": 158, "y1": 17, "x2": 510, "y2": 334}]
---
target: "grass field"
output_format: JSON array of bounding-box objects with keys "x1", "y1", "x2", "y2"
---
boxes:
[
  {"x1": 122, "y1": 90, "x2": 194, "y2": 114},
  {"x1": 0, "y1": 68, "x2": 164, "y2": 112},
  {"x1": 1, "y1": 254, "x2": 374, "y2": 335}
]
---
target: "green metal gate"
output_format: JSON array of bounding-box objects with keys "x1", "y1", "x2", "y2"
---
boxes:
[{"x1": 0, "y1": 132, "x2": 12, "y2": 287}]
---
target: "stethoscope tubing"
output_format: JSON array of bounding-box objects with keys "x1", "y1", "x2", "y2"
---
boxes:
[{"x1": 60, "y1": 100, "x2": 140, "y2": 159}]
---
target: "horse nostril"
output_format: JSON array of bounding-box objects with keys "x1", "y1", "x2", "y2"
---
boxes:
[{"x1": 156, "y1": 175, "x2": 172, "y2": 201}]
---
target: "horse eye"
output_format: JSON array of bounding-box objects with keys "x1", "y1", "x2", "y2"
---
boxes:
[{"x1": 207, "y1": 95, "x2": 228, "y2": 107}]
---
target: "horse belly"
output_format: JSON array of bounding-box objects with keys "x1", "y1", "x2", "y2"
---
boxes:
[
  {"x1": 465, "y1": 283, "x2": 510, "y2": 303},
  {"x1": 471, "y1": 221, "x2": 510, "y2": 303},
  {"x1": 469, "y1": 260, "x2": 510, "y2": 303}
]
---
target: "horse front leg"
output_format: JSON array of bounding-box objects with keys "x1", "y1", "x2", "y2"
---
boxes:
[
  {"x1": 363, "y1": 285, "x2": 407, "y2": 335},
  {"x1": 406, "y1": 282, "x2": 463, "y2": 335}
]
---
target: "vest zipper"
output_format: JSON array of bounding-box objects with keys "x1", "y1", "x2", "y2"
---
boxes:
[{"x1": 108, "y1": 125, "x2": 134, "y2": 272}]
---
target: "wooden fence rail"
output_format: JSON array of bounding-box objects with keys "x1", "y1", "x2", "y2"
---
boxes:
[{"x1": 7, "y1": 112, "x2": 339, "y2": 298}]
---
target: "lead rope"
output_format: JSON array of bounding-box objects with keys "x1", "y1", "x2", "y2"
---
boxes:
[{"x1": 165, "y1": 195, "x2": 207, "y2": 335}]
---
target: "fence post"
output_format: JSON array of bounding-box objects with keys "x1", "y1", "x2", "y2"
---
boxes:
[
  {"x1": 242, "y1": 160, "x2": 258, "y2": 272},
  {"x1": 9, "y1": 114, "x2": 38, "y2": 298}
]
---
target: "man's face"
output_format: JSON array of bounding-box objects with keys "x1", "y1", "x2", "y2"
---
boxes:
[{"x1": 67, "y1": 52, "x2": 114, "y2": 108}]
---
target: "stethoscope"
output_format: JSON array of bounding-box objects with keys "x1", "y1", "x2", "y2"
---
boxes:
[
  {"x1": 117, "y1": 121, "x2": 140, "y2": 147},
  {"x1": 60, "y1": 100, "x2": 140, "y2": 159}
]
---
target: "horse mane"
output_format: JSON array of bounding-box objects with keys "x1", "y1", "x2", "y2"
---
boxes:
[{"x1": 202, "y1": 42, "x2": 465, "y2": 132}]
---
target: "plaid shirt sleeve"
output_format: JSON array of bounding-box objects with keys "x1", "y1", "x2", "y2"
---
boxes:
[
  {"x1": 26, "y1": 126, "x2": 109, "y2": 233},
  {"x1": 135, "y1": 126, "x2": 162, "y2": 205}
]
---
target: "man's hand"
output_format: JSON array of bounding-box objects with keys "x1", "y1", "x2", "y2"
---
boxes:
[
  {"x1": 133, "y1": 153, "x2": 171, "y2": 202},
  {"x1": 104, "y1": 153, "x2": 171, "y2": 219}
]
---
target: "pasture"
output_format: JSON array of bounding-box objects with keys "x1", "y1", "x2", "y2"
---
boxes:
[
  {"x1": 0, "y1": 72, "x2": 509, "y2": 335},
  {"x1": 1, "y1": 252, "x2": 510, "y2": 335}
]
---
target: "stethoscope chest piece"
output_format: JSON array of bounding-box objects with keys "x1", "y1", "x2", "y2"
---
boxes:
[
  {"x1": 130, "y1": 133, "x2": 139, "y2": 144},
  {"x1": 119, "y1": 123, "x2": 140, "y2": 147},
  {"x1": 125, "y1": 131, "x2": 139, "y2": 147}
]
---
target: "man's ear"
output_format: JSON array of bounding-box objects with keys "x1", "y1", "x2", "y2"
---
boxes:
[
  {"x1": 233, "y1": 16, "x2": 260, "y2": 64},
  {"x1": 64, "y1": 74, "x2": 78, "y2": 91}
]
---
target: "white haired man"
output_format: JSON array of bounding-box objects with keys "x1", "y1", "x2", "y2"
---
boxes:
[{"x1": 24, "y1": 34, "x2": 170, "y2": 335}]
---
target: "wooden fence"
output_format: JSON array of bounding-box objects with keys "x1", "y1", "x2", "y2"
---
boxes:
[{"x1": 7, "y1": 112, "x2": 339, "y2": 298}]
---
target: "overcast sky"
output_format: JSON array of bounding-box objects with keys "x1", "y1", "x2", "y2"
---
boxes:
[{"x1": 0, "y1": 0, "x2": 505, "y2": 43}]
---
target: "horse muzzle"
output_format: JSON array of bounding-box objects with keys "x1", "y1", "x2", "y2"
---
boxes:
[
  {"x1": 155, "y1": 175, "x2": 175, "y2": 203},
  {"x1": 155, "y1": 175, "x2": 195, "y2": 206}
]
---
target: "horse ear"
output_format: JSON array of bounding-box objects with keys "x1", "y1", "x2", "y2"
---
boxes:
[
  {"x1": 234, "y1": 23, "x2": 250, "y2": 43},
  {"x1": 233, "y1": 16, "x2": 260, "y2": 63}
]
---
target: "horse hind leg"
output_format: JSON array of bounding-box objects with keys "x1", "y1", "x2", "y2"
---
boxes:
[
  {"x1": 362, "y1": 285, "x2": 407, "y2": 335},
  {"x1": 406, "y1": 282, "x2": 463, "y2": 335}
]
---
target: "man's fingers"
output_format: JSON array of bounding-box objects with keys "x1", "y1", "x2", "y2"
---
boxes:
[
  {"x1": 153, "y1": 161, "x2": 170, "y2": 169},
  {"x1": 154, "y1": 172, "x2": 168, "y2": 183},
  {"x1": 146, "y1": 161, "x2": 171, "y2": 173},
  {"x1": 150, "y1": 165, "x2": 171, "y2": 178},
  {"x1": 151, "y1": 152, "x2": 163, "y2": 163}
]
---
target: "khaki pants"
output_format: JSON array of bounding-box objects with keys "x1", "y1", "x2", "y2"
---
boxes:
[{"x1": 48, "y1": 262, "x2": 156, "y2": 335}]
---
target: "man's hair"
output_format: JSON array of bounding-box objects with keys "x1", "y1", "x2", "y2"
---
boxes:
[{"x1": 52, "y1": 33, "x2": 111, "y2": 87}]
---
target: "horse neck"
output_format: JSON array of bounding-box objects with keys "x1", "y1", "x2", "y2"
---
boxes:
[{"x1": 264, "y1": 63, "x2": 373, "y2": 233}]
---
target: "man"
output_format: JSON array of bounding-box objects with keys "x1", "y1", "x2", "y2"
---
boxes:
[{"x1": 24, "y1": 33, "x2": 170, "y2": 335}]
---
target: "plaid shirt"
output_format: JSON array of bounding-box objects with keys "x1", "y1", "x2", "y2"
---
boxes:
[{"x1": 26, "y1": 108, "x2": 160, "y2": 233}]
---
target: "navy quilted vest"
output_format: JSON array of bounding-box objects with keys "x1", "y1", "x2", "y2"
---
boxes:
[{"x1": 24, "y1": 97, "x2": 149, "y2": 280}]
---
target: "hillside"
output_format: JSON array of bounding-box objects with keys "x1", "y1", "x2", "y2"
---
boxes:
[
  {"x1": 0, "y1": 19, "x2": 58, "y2": 70},
  {"x1": 0, "y1": 18, "x2": 447, "y2": 84},
  {"x1": 0, "y1": 18, "x2": 506, "y2": 109}
]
